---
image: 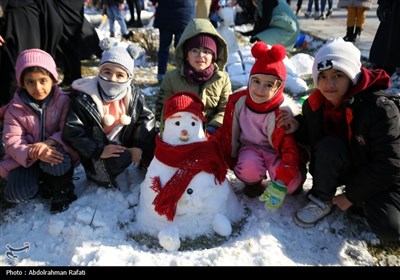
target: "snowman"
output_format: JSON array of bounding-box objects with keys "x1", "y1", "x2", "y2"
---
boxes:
[{"x1": 135, "y1": 91, "x2": 244, "y2": 251}]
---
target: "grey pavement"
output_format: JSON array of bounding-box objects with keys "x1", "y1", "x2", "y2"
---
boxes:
[{"x1": 294, "y1": 0, "x2": 379, "y2": 58}]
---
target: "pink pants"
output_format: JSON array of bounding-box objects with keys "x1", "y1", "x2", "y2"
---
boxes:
[{"x1": 234, "y1": 146, "x2": 302, "y2": 194}]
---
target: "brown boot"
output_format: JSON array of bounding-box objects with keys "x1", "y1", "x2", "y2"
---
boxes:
[{"x1": 244, "y1": 181, "x2": 266, "y2": 198}]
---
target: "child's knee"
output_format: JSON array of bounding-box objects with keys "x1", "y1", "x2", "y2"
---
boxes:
[{"x1": 234, "y1": 161, "x2": 265, "y2": 183}]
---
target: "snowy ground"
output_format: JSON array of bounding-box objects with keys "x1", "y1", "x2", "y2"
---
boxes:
[{"x1": 0, "y1": 164, "x2": 379, "y2": 266}]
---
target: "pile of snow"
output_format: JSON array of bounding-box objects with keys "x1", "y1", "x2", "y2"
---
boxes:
[{"x1": 216, "y1": 6, "x2": 310, "y2": 94}]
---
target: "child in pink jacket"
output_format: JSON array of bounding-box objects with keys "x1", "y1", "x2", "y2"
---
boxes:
[{"x1": 0, "y1": 49, "x2": 79, "y2": 213}]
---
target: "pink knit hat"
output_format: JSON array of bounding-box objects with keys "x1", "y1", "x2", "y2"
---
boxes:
[{"x1": 15, "y1": 49, "x2": 58, "y2": 87}]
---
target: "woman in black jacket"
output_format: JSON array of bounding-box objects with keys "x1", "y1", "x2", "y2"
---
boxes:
[{"x1": 369, "y1": 0, "x2": 400, "y2": 76}]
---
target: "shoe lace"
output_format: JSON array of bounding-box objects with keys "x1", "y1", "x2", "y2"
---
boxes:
[{"x1": 307, "y1": 194, "x2": 330, "y2": 211}]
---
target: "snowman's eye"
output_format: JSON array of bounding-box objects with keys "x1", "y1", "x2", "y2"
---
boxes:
[
  {"x1": 175, "y1": 121, "x2": 180, "y2": 126},
  {"x1": 191, "y1": 122, "x2": 195, "y2": 126},
  {"x1": 187, "y1": 188, "x2": 193, "y2": 195}
]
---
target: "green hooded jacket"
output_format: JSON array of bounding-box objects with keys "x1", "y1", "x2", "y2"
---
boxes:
[{"x1": 155, "y1": 18, "x2": 232, "y2": 130}]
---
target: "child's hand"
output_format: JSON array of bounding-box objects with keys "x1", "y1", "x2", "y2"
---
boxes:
[
  {"x1": 127, "y1": 147, "x2": 142, "y2": 165},
  {"x1": 29, "y1": 142, "x2": 63, "y2": 164},
  {"x1": 276, "y1": 111, "x2": 299, "y2": 134},
  {"x1": 100, "y1": 144, "x2": 126, "y2": 159},
  {"x1": 259, "y1": 180, "x2": 287, "y2": 210}
]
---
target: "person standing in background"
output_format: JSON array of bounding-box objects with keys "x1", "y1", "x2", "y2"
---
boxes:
[
  {"x1": 150, "y1": 0, "x2": 195, "y2": 83},
  {"x1": 126, "y1": 0, "x2": 143, "y2": 27},
  {"x1": 102, "y1": 0, "x2": 130, "y2": 39},
  {"x1": 338, "y1": 0, "x2": 372, "y2": 42},
  {"x1": 0, "y1": 0, "x2": 63, "y2": 106},
  {"x1": 304, "y1": 0, "x2": 320, "y2": 19},
  {"x1": 369, "y1": 0, "x2": 400, "y2": 77},
  {"x1": 320, "y1": 0, "x2": 333, "y2": 18},
  {"x1": 195, "y1": 0, "x2": 212, "y2": 18},
  {"x1": 54, "y1": 0, "x2": 85, "y2": 89}
]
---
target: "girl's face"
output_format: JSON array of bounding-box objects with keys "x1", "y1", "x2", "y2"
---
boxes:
[
  {"x1": 317, "y1": 69, "x2": 352, "y2": 107},
  {"x1": 187, "y1": 48, "x2": 214, "y2": 71},
  {"x1": 248, "y1": 74, "x2": 282, "y2": 104},
  {"x1": 99, "y1": 64, "x2": 130, "y2": 82},
  {"x1": 22, "y1": 70, "x2": 54, "y2": 101}
]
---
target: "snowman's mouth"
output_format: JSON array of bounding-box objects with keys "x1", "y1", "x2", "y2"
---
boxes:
[{"x1": 179, "y1": 136, "x2": 189, "y2": 142}]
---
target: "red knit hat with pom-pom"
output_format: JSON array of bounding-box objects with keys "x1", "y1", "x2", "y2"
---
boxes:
[
  {"x1": 163, "y1": 91, "x2": 206, "y2": 121},
  {"x1": 250, "y1": 41, "x2": 287, "y2": 81}
]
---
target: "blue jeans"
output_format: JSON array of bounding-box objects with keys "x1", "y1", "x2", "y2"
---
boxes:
[
  {"x1": 157, "y1": 27, "x2": 184, "y2": 77},
  {"x1": 307, "y1": 0, "x2": 319, "y2": 13},
  {"x1": 320, "y1": 0, "x2": 333, "y2": 12},
  {"x1": 106, "y1": 4, "x2": 128, "y2": 35}
]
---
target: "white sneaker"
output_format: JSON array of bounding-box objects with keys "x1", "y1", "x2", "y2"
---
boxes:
[
  {"x1": 304, "y1": 11, "x2": 313, "y2": 18},
  {"x1": 293, "y1": 194, "x2": 333, "y2": 228},
  {"x1": 314, "y1": 12, "x2": 326, "y2": 20}
]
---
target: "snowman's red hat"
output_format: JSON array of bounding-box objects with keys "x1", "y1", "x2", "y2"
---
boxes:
[{"x1": 163, "y1": 91, "x2": 206, "y2": 121}]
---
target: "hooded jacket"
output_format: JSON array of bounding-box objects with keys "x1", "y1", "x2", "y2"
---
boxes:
[
  {"x1": 295, "y1": 67, "x2": 400, "y2": 204},
  {"x1": 217, "y1": 89, "x2": 302, "y2": 187},
  {"x1": 155, "y1": 18, "x2": 232, "y2": 129},
  {"x1": 0, "y1": 87, "x2": 80, "y2": 178}
]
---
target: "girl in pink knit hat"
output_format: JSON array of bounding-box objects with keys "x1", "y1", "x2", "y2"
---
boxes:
[{"x1": 0, "y1": 48, "x2": 80, "y2": 214}]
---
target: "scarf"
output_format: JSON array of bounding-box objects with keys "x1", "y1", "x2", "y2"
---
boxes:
[
  {"x1": 245, "y1": 86, "x2": 284, "y2": 113},
  {"x1": 97, "y1": 75, "x2": 131, "y2": 102},
  {"x1": 184, "y1": 61, "x2": 215, "y2": 85},
  {"x1": 151, "y1": 135, "x2": 228, "y2": 221},
  {"x1": 20, "y1": 88, "x2": 54, "y2": 141}
]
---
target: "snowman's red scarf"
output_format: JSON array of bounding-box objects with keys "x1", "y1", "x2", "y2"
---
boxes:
[{"x1": 151, "y1": 135, "x2": 228, "y2": 221}]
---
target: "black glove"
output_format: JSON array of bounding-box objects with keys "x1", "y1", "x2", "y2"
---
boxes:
[{"x1": 377, "y1": 4, "x2": 391, "y2": 22}]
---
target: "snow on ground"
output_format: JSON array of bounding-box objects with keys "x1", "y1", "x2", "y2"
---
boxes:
[{"x1": 0, "y1": 163, "x2": 379, "y2": 266}]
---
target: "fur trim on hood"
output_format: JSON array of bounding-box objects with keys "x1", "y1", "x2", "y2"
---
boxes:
[{"x1": 71, "y1": 76, "x2": 132, "y2": 125}]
